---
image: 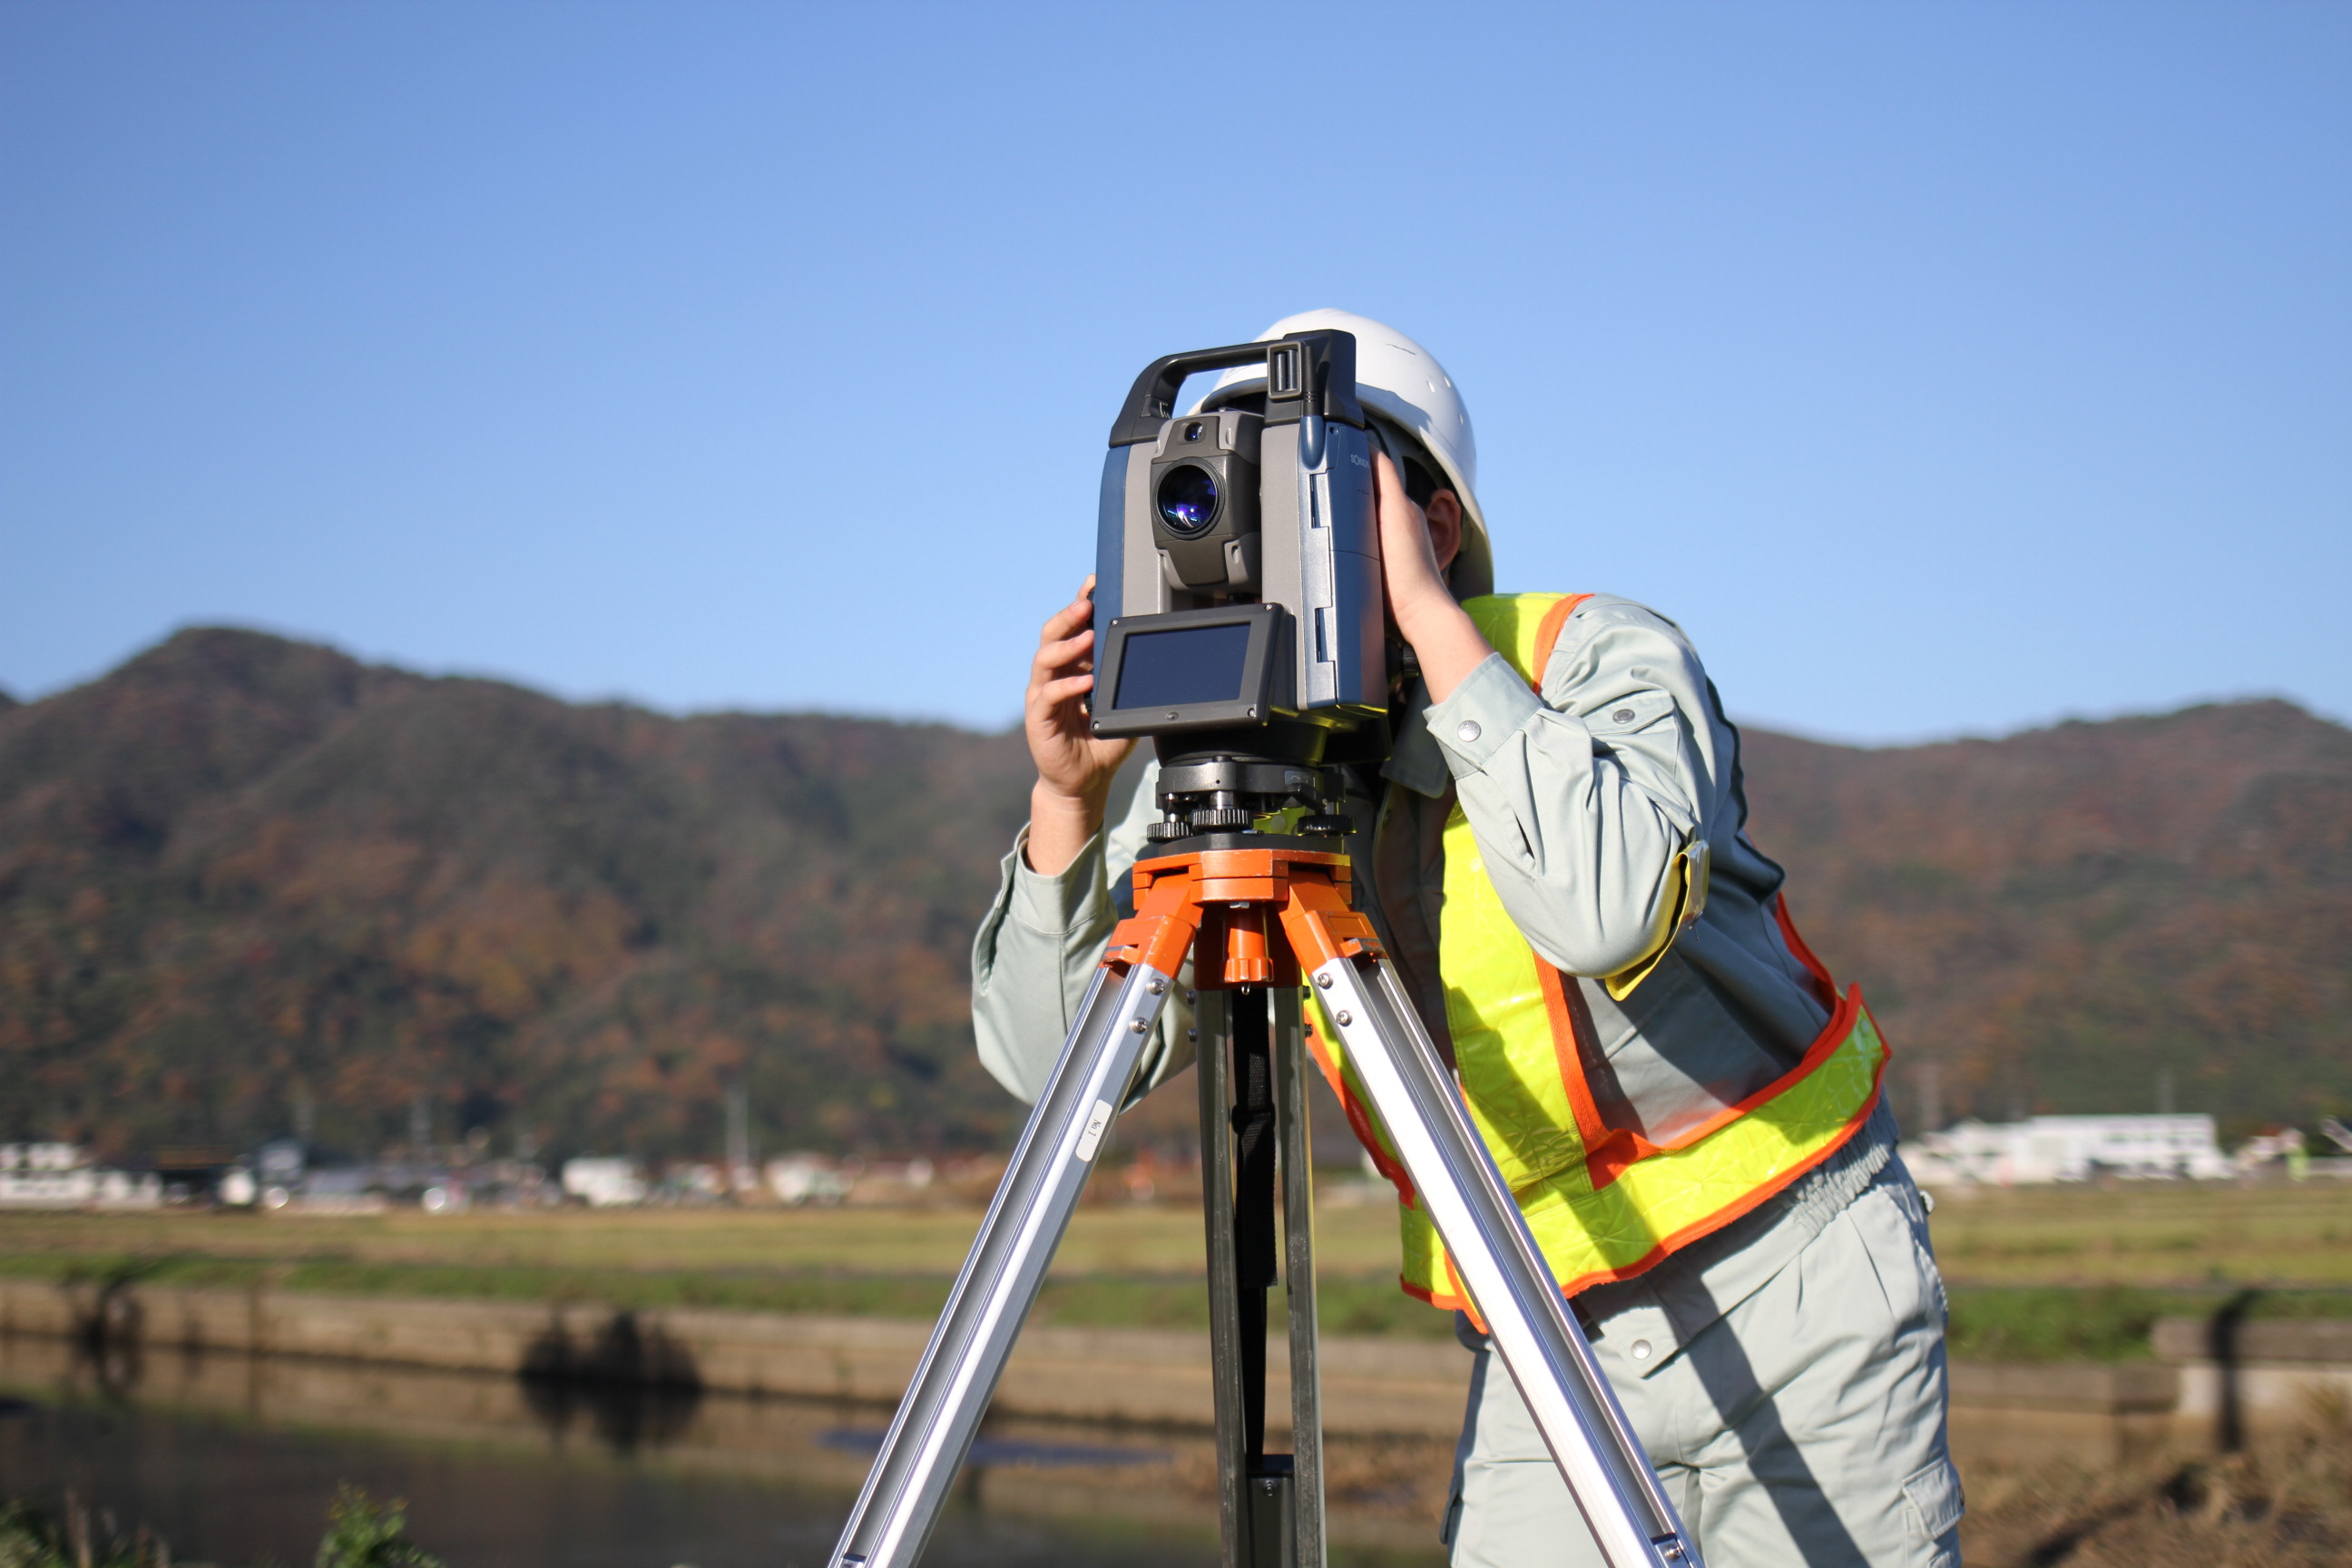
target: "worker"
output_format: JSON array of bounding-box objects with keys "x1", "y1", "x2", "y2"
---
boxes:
[{"x1": 972, "y1": 309, "x2": 1962, "y2": 1568}]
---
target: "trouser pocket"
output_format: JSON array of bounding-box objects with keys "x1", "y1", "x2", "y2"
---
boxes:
[{"x1": 1903, "y1": 1455, "x2": 1965, "y2": 1564}]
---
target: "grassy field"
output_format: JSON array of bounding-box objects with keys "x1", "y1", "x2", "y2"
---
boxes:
[
  {"x1": 0, "y1": 1192, "x2": 1458, "y2": 1338},
  {"x1": 2, "y1": 1179, "x2": 2346, "y2": 1353},
  {"x1": 1925, "y1": 1181, "x2": 2352, "y2": 1288}
]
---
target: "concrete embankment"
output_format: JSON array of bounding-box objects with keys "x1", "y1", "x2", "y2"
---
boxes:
[
  {"x1": 0, "y1": 1273, "x2": 1465, "y2": 1436},
  {"x1": 5, "y1": 1274, "x2": 2345, "y2": 1456}
]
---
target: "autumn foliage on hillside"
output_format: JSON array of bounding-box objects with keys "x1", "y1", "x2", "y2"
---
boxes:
[
  {"x1": 0, "y1": 628, "x2": 2345, "y2": 1160},
  {"x1": 1741, "y1": 701, "x2": 2352, "y2": 1135},
  {"x1": 0, "y1": 630, "x2": 1033, "y2": 1160}
]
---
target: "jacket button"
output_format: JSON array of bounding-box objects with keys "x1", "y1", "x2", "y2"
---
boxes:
[
  {"x1": 1612, "y1": 708, "x2": 1635, "y2": 724},
  {"x1": 1456, "y1": 720, "x2": 1481, "y2": 742},
  {"x1": 1630, "y1": 1339, "x2": 1653, "y2": 1361}
]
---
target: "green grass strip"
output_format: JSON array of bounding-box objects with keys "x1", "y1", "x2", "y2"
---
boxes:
[
  {"x1": 5, "y1": 1254, "x2": 2344, "y2": 1356},
  {"x1": 1946, "y1": 1284, "x2": 2352, "y2": 1362}
]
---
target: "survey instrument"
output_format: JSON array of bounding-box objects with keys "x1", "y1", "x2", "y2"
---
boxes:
[{"x1": 825, "y1": 336, "x2": 1703, "y2": 1568}]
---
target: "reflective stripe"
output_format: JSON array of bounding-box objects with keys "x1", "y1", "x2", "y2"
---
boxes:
[{"x1": 1305, "y1": 593, "x2": 1889, "y2": 1309}]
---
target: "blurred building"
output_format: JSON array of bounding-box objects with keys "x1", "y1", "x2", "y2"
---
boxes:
[
  {"x1": 764, "y1": 1153, "x2": 849, "y2": 1205},
  {"x1": 1902, "y1": 1114, "x2": 2232, "y2": 1185},
  {"x1": 0, "y1": 1143, "x2": 163, "y2": 1209},
  {"x1": 561, "y1": 1157, "x2": 647, "y2": 1207}
]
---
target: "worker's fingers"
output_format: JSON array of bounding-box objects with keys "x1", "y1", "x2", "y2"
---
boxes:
[
  {"x1": 1372, "y1": 451, "x2": 1446, "y2": 608},
  {"x1": 1030, "y1": 661, "x2": 1097, "y2": 711},
  {"x1": 1372, "y1": 452, "x2": 1423, "y2": 540},
  {"x1": 1034, "y1": 625, "x2": 1093, "y2": 666},
  {"x1": 1029, "y1": 626, "x2": 1094, "y2": 689},
  {"x1": 1023, "y1": 576, "x2": 1122, "y2": 803},
  {"x1": 1032, "y1": 580, "x2": 1099, "y2": 692},
  {"x1": 1037, "y1": 671, "x2": 1096, "y2": 708},
  {"x1": 1038, "y1": 578, "x2": 1097, "y2": 642}
]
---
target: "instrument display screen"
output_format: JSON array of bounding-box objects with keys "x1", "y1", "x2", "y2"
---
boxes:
[{"x1": 1112, "y1": 622, "x2": 1254, "y2": 710}]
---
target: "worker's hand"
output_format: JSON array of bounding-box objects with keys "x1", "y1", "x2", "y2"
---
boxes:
[
  {"x1": 1024, "y1": 576, "x2": 1134, "y2": 876},
  {"x1": 1374, "y1": 452, "x2": 1455, "y2": 636},
  {"x1": 1374, "y1": 454, "x2": 1494, "y2": 702}
]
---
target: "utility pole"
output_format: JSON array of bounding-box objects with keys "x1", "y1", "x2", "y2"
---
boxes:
[
  {"x1": 410, "y1": 1094, "x2": 431, "y2": 1161},
  {"x1": 1916, "y1": 1062, "x2": 1943, "y2": 1134},
  {"x1": 725, "y1": 1084, "x2": 753, "y2": 1194},
  {"x1": 295, "y1": 1086, "x2": 317, "y2": 1149},
  {"x1": 2157, "y1": 1068, "x2": 2176, "y2": 1117}
]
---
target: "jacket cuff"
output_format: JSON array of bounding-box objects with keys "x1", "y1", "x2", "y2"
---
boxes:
[
  {"x1": 1008, "y1": 825, "x2": 1109, "y2": 935},
  {"x1": 1426, "y1": 652, "x2": 1547, "y2": 778}
]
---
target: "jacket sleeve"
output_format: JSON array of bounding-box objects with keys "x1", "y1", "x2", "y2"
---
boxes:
[
  {"x1": 970, "y1": 763, "x2": 1197, "y2": 1105},
  {"x1": 1419, "y1": 598, "x2": 1715, "y2": 978}
]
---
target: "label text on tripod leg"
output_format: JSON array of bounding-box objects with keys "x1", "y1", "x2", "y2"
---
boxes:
[{"x1": 1074, "y1": 1100, "x2": 1115, "y2": 1161}]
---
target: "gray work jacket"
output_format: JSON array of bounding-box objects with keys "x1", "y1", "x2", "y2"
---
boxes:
[{"x1": 971, "y1": 594, "x2": 1903, "y2": 1367}]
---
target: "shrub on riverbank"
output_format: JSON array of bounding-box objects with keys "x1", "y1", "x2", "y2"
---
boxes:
[
  {"x1": 315, "y1": 1486, "x2": 443, "y2": 1568},
  {"x1": 0, "y1": 1497, "x2": 169, "y2": 1568},
  {"x1": 0, "y1": 1485, "x2": 441, "y2": 1568}
]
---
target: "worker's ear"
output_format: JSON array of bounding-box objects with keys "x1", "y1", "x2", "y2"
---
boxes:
[{"x1": 1425, "y1": 489, "x2": 1463, "y2": 573}]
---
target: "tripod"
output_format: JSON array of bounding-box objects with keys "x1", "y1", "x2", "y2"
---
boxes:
[{"x1": 826, "y1": 823, "x2": 1702, "y2": 1568}]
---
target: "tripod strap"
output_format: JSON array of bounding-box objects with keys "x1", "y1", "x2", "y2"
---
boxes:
[
  {"x1": 1230, "y1": 993, "x2": 1280, "y2": 1293},
  {"x1": 1229, "y1": 988, "x2": 1279, "y2": 1460}
]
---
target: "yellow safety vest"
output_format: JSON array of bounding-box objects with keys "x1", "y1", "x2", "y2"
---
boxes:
[{"x1": 1304, "y1": 593, "x2": 1889, "y2": 1313}]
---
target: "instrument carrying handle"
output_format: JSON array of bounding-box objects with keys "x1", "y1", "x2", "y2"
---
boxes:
[{"x1": 1107, "y1": 331, "x2": 1365, "y2": 446}]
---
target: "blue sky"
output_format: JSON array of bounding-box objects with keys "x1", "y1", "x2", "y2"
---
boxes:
[{"x1": 4, "y1": 2, "x2": 2346, "y2": 743}]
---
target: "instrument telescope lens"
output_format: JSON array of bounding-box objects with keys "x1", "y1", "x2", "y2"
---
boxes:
[{"x1": 1156, "y1": 465, "x2": 1220, "y2": 535}]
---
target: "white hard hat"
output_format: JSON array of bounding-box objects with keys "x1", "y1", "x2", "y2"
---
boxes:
[{"x1": 1199, "y1": 309, "x2": 1492, "y2": 598}]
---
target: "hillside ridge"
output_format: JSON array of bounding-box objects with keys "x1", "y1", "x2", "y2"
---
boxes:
[{"x1": 2, "y1": 629, "x2": 2344, "y2": 1158}]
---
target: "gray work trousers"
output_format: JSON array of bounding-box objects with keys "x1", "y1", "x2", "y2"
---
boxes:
[{"x1": 1443, "y1": 1177, "x2": 1964, "y2": 1568}]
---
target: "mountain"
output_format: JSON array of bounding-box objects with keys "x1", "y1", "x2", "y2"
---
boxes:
[
  {"x1": 1740, "y1": 701, "x2": 2352, "y2": 1136},
  {"x1": 0, "y1": 630, "x2": 2344, "y2": 1161},
  {"x1": 0, "y1": 630, "x2": 1034, "y2": 1161}
]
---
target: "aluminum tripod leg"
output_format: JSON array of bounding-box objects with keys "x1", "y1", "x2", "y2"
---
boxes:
[
  {"x1": 1308, "y1": 953, "x2": 1702, "y2": 1568},
  {"x1": 825, "y1": 959, "x2": 1179, "y2": 1568},
  {"x1": 1273, "y1": 984, "x2": 1327, "y2": 1568}
]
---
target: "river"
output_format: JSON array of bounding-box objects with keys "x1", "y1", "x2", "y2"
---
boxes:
[{"x1": 0, "y1": 1331, "x2": 1450, "y2": 1568}]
